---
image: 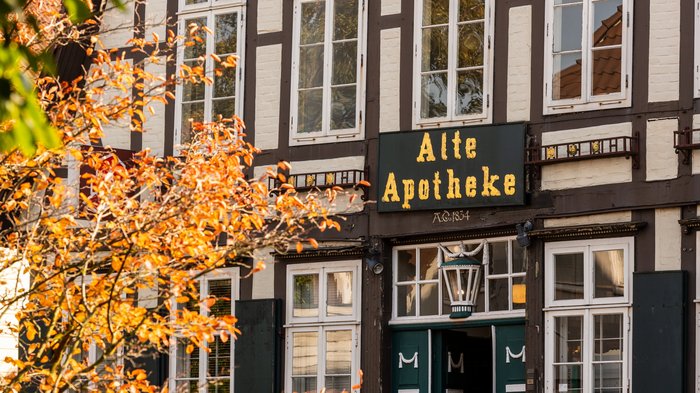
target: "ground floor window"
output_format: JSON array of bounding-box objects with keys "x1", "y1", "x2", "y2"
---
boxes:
[
  {"x1": 545, "y1": 308, "x2": 629, "y2": 393},
  {"x1": 287, "y1": 325, "x2": 359, "y2": 393}
]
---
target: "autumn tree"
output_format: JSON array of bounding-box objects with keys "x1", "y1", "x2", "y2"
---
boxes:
[{"x1": 0, "y1": 1, "x2": 355, "y2": 392}]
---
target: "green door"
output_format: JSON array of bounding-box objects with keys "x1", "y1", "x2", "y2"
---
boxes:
[
  {"x1": 392, "y1": 330, "x2": 430, "y2": 393},
  {"x1": 494, "y1": 325, "x2": 526, "y2": 393}
]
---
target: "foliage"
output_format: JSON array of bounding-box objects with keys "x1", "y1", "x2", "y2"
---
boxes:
[{"x1": 0, "y1": 2, "x2": 354, "y2": 392}]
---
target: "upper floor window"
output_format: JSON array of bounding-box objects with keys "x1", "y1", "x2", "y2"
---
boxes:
[
  {"x1": 414, "y1": 0, "x2": 493, "y2": 127},
  {"x1": 392, "y1": 238, "x2": 525, "y2": 322},
  {"x1": 290, "y1": 0, "x2": 366, "y2": 145},
  {"x1": 176, "y1": 1, "x2": 245, "y2": 147},
  {"x1": 285, "y1": 261, "x2": 361, "y2": 393},
  {"x1": 169, "y1": 268, "x2": 239, "y2": 393},
  {"x1": 544, "y1": 0, "x2": 632, "y2": 114}
]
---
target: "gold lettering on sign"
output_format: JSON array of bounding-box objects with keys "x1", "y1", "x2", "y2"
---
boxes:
[{"x1": 417, "y1": 133, "x2": 436, "y2": 162}]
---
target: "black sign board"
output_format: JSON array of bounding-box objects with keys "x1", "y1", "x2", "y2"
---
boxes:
[{"x1": 377, "y1": 123, "x2": 525, "y2": 212}]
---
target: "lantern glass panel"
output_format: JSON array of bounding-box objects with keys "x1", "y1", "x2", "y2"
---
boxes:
[
  {"x1": 444, "y1": 269, "x2": 459, "y2": 302},
  {"x1": 459, "y1": 269, "x2": 472, "y2": 302}
]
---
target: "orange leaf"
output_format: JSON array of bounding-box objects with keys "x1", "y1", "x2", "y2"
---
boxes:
[{"x1": 295, "y1": 242, "x2": 303, "y2": 253}]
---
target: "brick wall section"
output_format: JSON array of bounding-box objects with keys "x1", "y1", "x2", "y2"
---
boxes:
[
  {"x1": 254, "y1": 44, "x2": 282, "y2": 150},
  {"x1": 648, "y1": 0, "x2": 680, "y2": 102},
  {"x1": 506, "y1": 5, "x2": 531, "y2": 122},
  {"x1": 258, "y1": 0, "x2": 283, "y2": 34},
  {"x1": 655, "y1": 207, "x2": 682, "y2": 271},
  {"x1": 380, "y1": 28, "x2": 401, "y2": 133},
  {"x1": 646, "y1": 118, "x2": 678, "y2": 181}
]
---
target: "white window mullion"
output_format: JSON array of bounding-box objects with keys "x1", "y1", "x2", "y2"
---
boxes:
[
  {"x1": 322, "y1": 0, "x2": 333, "y2": 136},
  {"x1": 583, "y1": 0, "x2": 592, "y2": 103},
  {"x1": 447, "y1": 0, "x2": 458, "y2": 119},
  {"x1": 318, "y1": 326, "x2": 326, "y2": 389}
]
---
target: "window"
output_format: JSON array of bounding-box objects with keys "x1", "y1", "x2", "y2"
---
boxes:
[
  {"x1": 544, "y1": 238, "x2": 632, "y2": 393},
  {"x1": 413, "y1": 0, "x2": 493, "y2": 126},
  {"x1": 169, "y1": 268, "x2": 239, "y2": 393},
  {"x1": 290, "y1": 0, "x2": 366, "y2": 145},
  {"x1": 544, "y1": 0, "x2": 632, "y2": 113},
  {"x1": 285, "y1": 261, "x2": 361, "y2": 393},
  {"x1": 176, "y1": 0, "x2": 245, "y2": 147},
  {"x1": 392, "y1": 238, "x2": 525, "y2": 322}
]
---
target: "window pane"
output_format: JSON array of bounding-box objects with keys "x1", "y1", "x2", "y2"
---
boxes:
[
  {"x1": 325, "y1": 376, "x2": 352, "y2": 393},
  {"x1": 332, "y1": 41, "x2": 357, "y2": 85},
  {"x1": 552, "y1": 52, "x2": 582, "y2": 100},
  {"x1": 297, "y1": 89, "x2": 323, "y2": 133},
  {"x1": 215, "y1": 13, "x2": 238, "y2": 55},
  {"x1": 419, "y1": 248, "x2": 439, "y2": 280},
  {"x1": 330, "y1": 85, "x2": 356, "y2": 130},
  {"x1": 176, "y1": 380, "x2": 199, "y2": 393},
  {"x1": 325, "y1": 330, "x2": 352, "y2": 374},
  {"x1": 176, "y1": 339, "x2": 199, "y2": 378},
  {"x1": 458, "y1": 22, "x2": 484, "y2": 68},
  {"x1": 512, "y1": 240, "x2": 526, "y2": 273},
  {"x1": 292, "y1": 331, "x2": 318, "y2": 375},
  {"x1": 554, "y1": 364, "x2": 583, "y2": 393},
  {"x1": 594, "y1": 314, "x2": 622, "y2": 361},
  {"x1": 299, "y1": 45, "x2": 325, "y2": 88},
  {"x1": 421, "y1": 73, "x2": 448, "y2": 118},
  {"x1": 186, "y1": 0, "x2": 206, "y2": 4},
  {"x1": 396, "y1": 284, "x2": 416, "y2": 317},
  {"x1": 181, "y1": 102, "x2": 204, "y2": 144},
  {"x1": 207, "y1": 335, "x2": 231, "y2": 377},
  {"x1": 184, "y1": 17, "x2": 208, "y2": 59},
  {"x1": 419, "y1": 283, "x2": 439, "y2": 315},
  {"x1": 456, "y1": 69, "x2": 483, "y2": 115},
  {"x1": 207, "y1": 279, "x2": 231, "y2": 317},
  {"x1": 488, "y1": 278, "x2": 509, "y2": 311},
  {"x1": 592, "y1": 0, "x2": 623, "y2": 47},
  {"x1": 206, "y1": 380, "x2": 230, "y2": 393},
  {"x1": 212, "y1": 98, "x2": 235, "y2": 120},
  {"x1": 423, "y1": 0, "x2": 449, "y2": 25},
  {"x1": 301, "y1": 1, "x2": 325, "y2": 45},
  {"x1": 460, "y1": 0, "x2": 485, "y2": 21},
  {"x1": 593, "y1": 363, "x2": 622, "y2": 392},
  {"x1": 422, "y1": 26, "x2": 449, "y2": 71},
  {"x1": 214, "y1": 65, "x2": 236, "y2": 98},
  {"x1": 397, "y1": 249, "x2": 417, "y2": 282},
  {"x1": 512, "y1": 275, "x2": 526, "y2": 310},
  {"x1": 591, "y1": 48, "x2": 622, "y2": 96},
  {"x1": 327, "y1": 272, "x2": 353, "y2": 316},
  {"x1": 553, "y1": 5, "x2": 582, "y2": 52},
  {"x1": 293, "y1": 274, "x2": 319, "y2": 318},
  {"x1": 488, "y1": 241, "x2": 508, "y2": 275},
  {"x1": 554, "y1": 315, "x2": 583, "y2": 363},
  {"x1": 554, "y1": 253, "x2": 584, "y2": 301},
  {"x1": 183, "y1": 61, "x2": 206, "y2": 101},
  {"x1": 292, "y1": 377, "x2": 317, "y2": 393},
  {"x1": 333, "y1": 0, "x2": 358, "y2": 40},
  {"x1": 593, "y1": 249, "x2": 624, "y2": 298}
]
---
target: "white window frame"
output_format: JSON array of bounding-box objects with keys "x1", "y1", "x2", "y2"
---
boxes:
[
  {"x1": 412, "y1": 0, "x2": 494, "y2": 129},
  {"x1": 175, "y1": 3, "x2": 246, "y2": 151},
  {"x1": 544, "y1": 307, "x2": 631, "y2": 393},
  {"x1": 695, "y1": 0, "x2": 700, "y2": 98},
  {"x1": 545, "y1": 237, "x2": 632, "y2": 309},
  {"x1": 168, "y1": 267, "x2": 239, "y2": 393},
  {"x1": 390, "y1": 237, "x2": 526, "y2": 325},
  {"x1": 543, "y1": 0, "x2": 633, "y2": 114},
  {"x1": 285, "y1": 261, "x2": 362, "y2": 393},
  {"x1": 289, "y1": 0, "x2": 368, "y2": 146}
]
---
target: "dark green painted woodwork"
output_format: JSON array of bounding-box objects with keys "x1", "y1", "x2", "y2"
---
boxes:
[
  {"x1": 392, "y1": 330, "x2": 430, "y2": 392},
  {"x1": 633, "y1": 271, "x2": 686, "y2": 393},
  {"x1": 495, "y1": 325, "x2": 526, "y2": 393}
]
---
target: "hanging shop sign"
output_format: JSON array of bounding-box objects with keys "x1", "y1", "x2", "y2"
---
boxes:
[{"x1": 378, "y1": 123, "x2": 525, "y2": 212}]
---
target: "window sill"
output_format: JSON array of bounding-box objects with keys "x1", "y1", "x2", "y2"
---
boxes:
[
  {"x1": 543, "y1": 98, "x2": 630, "y2": 115},
  {"x1": 289, "y1": 132, "x2": 363, "y2": 146},
  {"x1": 415, "y1": 116, "x2": 491, "y2": 130},
  {"x1": 389, "y1": 310, "x2": 526, "y2": 325},
  {"x1": 543, "y1": 302, "x2": 631, "y2": 312}
]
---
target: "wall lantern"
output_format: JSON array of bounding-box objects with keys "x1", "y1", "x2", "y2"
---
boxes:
[{"x1": 438, "y1": 240, "x2": 489, "y2": 319}]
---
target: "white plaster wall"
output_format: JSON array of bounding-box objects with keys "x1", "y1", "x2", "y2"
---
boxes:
[
  {"x1": 380, "y1": 28, "x2": 401, "y2": 133},
  {"x1": 646, "y1": 118, "x2": 678, "y2": 181},
  {"x1": 290, "y1": 156, "x2": 365, "y2": 174},
  {"x1": 543, "y1": 211, "x2": 632, "y2": 228},
  {"x1": 0, "y1": 250, "x2": 28, "y2": 376},
  {"x1": 381, "y1": 0, "x2": 401, "y2": 15},
  {"x1": 691, "y1": 114, "x2": 700, "y2": 174},
  {"x1": 145, "y1": 0, "x2": 168, "y2": 42},
  {"x1": 142, "y1": 58, "x2": 167, "y2": 157},
  {"x1": 541, "y1": 123, "x2": 633, "y2": 190},
  {"x1": 92, "y1": 60, "x2": 133, "y2": 151},
  {"x1": 254, "y1": 44, "x2": 282, "y2": 150},
  {"x1": 99, "y1": 0, "x2": 135, "y2": 50},
  {"x1": 252, "y1": 247, "x2": 275, "y2": 299},
  {"x1": 258, "y1": 0, "x2": 283, "y2": 34},
  {"x1": 507, "y1": 6, "x2": 531, "y2": 122},
  {"x1": 648, "y1": 0, "x2": 680, "y2": 102},
  {"x1": 655, "y1": 207, "x2": 681, "y2": 271}
]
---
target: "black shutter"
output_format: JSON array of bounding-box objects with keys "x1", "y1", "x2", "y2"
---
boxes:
[{"x1": 234, "y1": 299, "x2": 282, "y2": 393}]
